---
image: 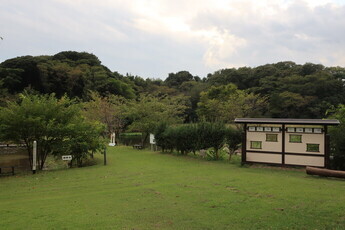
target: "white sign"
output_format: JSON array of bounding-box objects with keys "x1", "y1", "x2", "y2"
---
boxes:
[
  {"x1": 150, "y1": 133, "x2": 156, "y2": 144},
  {"x1": 62, "y1": 155, "x2": 73, "y2": 161},
  {"x1": 296, "y1": 127, "x2": 304, "y2": 133},
  {"x1": 305, "y1": 128, "x2": 313, "y2": 133},
  {"x1": 264, "y1": 127, "x2": 272, "y2": 132},
  {"x1": 256, "y1": 127, "x2": 264, "y2": 132},
  {"x1": 287, "y1": 127, "x2": 295, "y2": 132},
  {"x1": 314, "y1": 128, "x2": 322, "y2": 133},
  {"x1": 272, "y1": 127, "x2": 280, "y2": 132},
  {"x1": 248, "y1": 126, "x2": 256, "y2": 132}
]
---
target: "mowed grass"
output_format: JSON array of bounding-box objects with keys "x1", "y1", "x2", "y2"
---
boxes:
[{"x1": 1, "y1": 146, "x2": 345, "y2": 229}]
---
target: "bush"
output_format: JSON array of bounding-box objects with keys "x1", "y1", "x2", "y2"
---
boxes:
[
  {"x1": 225, "y1": 127, "x2": 242, "y2": 160},
  {"x1": 328, "y1": 105, "x2": 345, "y2": 170},
  {"x1": 205, "y1": 148, "x2": 227, "y2": 161},
  {"x1": 155, "y1": 122, "x2": 235, "y2": 160}
]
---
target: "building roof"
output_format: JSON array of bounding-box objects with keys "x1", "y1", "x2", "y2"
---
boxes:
[{"x1": 234, "y1": 118, "x2": 340, "y2": 125}]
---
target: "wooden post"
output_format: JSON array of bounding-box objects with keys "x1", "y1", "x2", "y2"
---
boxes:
[
  {"x1": 104, "y1": 146, "x2": 107, "y2": 166},
  {"x1": 32, "y1": 141, "x2": 37, "y2": 174},
  {"x1": 241, "y1": 124, "x2": 247, "y2": 165},
  {"x1": 325, "y1": 134, "x2": 330, "y2": 169},
  {"x1": 282, "y1": 124, "x2": 285, "y2": 166}
]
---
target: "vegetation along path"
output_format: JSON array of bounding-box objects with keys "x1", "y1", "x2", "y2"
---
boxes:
[{"x1": 0, "y1": 146, "x2": 344, "y2": 229}]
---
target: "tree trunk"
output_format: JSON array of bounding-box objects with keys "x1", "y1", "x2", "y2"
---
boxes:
[
  {"x1": 24, "y1": 140, "x2": 33, "y2": 169},
  {"x1": 215, "y1": 148, "x2": 219, "y2": 160},
  {"x1": 229, "y1": 152, "x2": 232, "y2": 161},
  {"x1": 142, "y1": 132, "x2": 149, "y2": 147},
  {"x1": 306, "y1": 166, "x2": 345, "y2": 179}
]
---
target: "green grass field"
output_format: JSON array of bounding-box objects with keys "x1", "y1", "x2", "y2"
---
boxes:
[{"x1": 1, "y1": 146, "x2": 344, "y2": 229}]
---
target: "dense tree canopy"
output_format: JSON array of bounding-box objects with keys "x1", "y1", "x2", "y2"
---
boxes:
[
  {"x1": 1, "y1": 52, "x2": 345, "y2": 122},
  {"x1": 0, "y1": 52, "x2": 135, "y2": 99},
  {"x1": 125, "y1": 94, "x2": 188, "y2": 145},
  {"x1": 197, "y1": 84, "x2": 268, "y2": 122}
]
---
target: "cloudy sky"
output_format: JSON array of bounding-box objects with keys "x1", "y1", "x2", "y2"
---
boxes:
[{"x1": 1, "y1": 0, "x2": 344, "y2": 79}]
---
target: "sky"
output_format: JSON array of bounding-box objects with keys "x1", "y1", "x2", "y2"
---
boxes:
[{"x1": 1, "y1": 0, "x2": 345, "y2": 79}]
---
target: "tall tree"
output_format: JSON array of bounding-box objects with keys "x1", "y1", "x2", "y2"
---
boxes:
[
  {"x1": 197, "y1": 84, "x2": 268, "y2": 122},
  {"x1": 0, "y1": 92, "x2": 104, "y2": 169},
  {"x1": 327, "y1": 105, "x2": 345, "y2": 170},
  {"x1": 126, "y1": 94, "x2": 187, "y2": 145},
  {"x1": 83, "y1": 91, "x2": 127, "y2": 137}
]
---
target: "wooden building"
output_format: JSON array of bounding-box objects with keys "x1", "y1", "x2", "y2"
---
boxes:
[{"x1": 234, "y1": 118, "x2": 340, "y2": 168}]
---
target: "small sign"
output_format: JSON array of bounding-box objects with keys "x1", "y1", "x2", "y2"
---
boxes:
[
  {"x1": 248, "y1": 126, "x2": 256, "y2": 132},
  {"x1": 264, "y1": 127, "x2": 272, "y2": 132},
  {"x1": 296, "y1": 128, "x2": 304, "y2": 133},
  {"x1": 314, "y1": 128, "x2": 322, "y2": 133},
  {"x1": 62, "y1": 155, "x2": 72, "y2": 161},
  {"x1": 272, "y1": 127, "x2": 280, "y2": 132},
  {"x1": 256, "y1": 127, "x2": 264, "y2": 132},
  {"x1": 305, "y1": 128, "x2": 313, "y2": 133},
  {"x1": 287, "y1": 127, "x2": 295, "y2": 132}
]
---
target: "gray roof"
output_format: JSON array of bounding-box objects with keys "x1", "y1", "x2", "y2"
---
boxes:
[{"x1": 234, "y1": 118, "x2": 340, "y2": 125}]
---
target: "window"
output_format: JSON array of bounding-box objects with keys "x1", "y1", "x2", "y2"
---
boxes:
[
  {"x1": 250, "y1": 141, "x2": 262, "y2": 149},
  {"x1": 266, "y1": 134, "x2": 278, "y2": 142},
  {"x1": 307, "y1": 144, "x2": 319, "y2": 152},
  {"x1": 289, "y1": 134, "x2": 302, "y2": 143}
]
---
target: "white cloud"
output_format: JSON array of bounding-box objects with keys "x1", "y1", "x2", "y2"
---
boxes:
[{"x1": 1, "y1": 0, "x2": 345, "y2": 78}]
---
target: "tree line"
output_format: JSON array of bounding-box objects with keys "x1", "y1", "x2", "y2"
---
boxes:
[
  {"x1": 1, "y1": 51, "x2": 345, "y2": 170},
  {"x1": 2, "y1": 52, "x2": 345, "y2": 120}
]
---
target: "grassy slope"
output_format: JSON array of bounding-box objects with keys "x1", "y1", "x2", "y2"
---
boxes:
[{"x1": 0, "y1": 146, "x2": 344, "y2": 229}]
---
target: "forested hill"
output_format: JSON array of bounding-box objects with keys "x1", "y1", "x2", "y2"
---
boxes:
[
  {"x1": 0, "y1": 51, "x2": 136, "y2": 99},
  {"x1": 1, "y1": 51, "x2": 345, "y2": 120}
]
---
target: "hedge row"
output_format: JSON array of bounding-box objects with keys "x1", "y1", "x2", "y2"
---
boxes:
[{"x1": 154, "y1": 122, "x2": 242, "y2": 160}]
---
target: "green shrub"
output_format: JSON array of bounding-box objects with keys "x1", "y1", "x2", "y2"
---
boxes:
[
  {"x1": 225, "y1": 127, "x2": 242, "y2": 160},
  {"x1": 155, "y1": 122, "x2": 231, "y2": 160},
  {"x1": 205, "y1": 148, "x2": 227, "y2": 161}
]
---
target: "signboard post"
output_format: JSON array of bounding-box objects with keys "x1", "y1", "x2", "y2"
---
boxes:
[
  {"x1": 62, "y1": 155, "x2": 73, "y2": 168},
  {"x1": 149, "y1": 134, "x2": 156, "y2": 151},
  {"x1": 32, "y1": 141, "x2": 37, "y2": 174},
  {"x1": 104, "y1": 146, "x2": 107, "y2": 165},
  {"x1": 109, "y1": 132, "x2": 116, "y2": 146}
]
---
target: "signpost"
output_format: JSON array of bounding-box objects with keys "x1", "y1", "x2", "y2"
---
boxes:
[
  {"x1": 149, "y1": 133, "x2": 157, "y2": 151},
  {"x1": 104, "y1": 146, "x2": 107, "y2": 165},
  {"x1": 109, "y1": 132, "x2": 116, "y2": 146},
  {"x1": 62, "y1": 155, "x2": 73, "y2": 168}
]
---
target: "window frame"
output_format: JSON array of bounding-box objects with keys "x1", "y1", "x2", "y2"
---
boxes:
[
  {"x1": 266, "y1": 134, "x2": 278, "y2": 142},
  {"x1": 250, "y1": 141, "x2": 262, "y2": 149},
  {"x1": 289, "y1": 134, "x2": 302, "y2": 143},
  {"x1": 307, "y1": 143, "x2": 320, "y2": 152}
]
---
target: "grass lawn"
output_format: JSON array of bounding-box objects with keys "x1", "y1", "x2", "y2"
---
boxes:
[{"x1": 1, "y1": 146, "x2": 345, "y2": 229}]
